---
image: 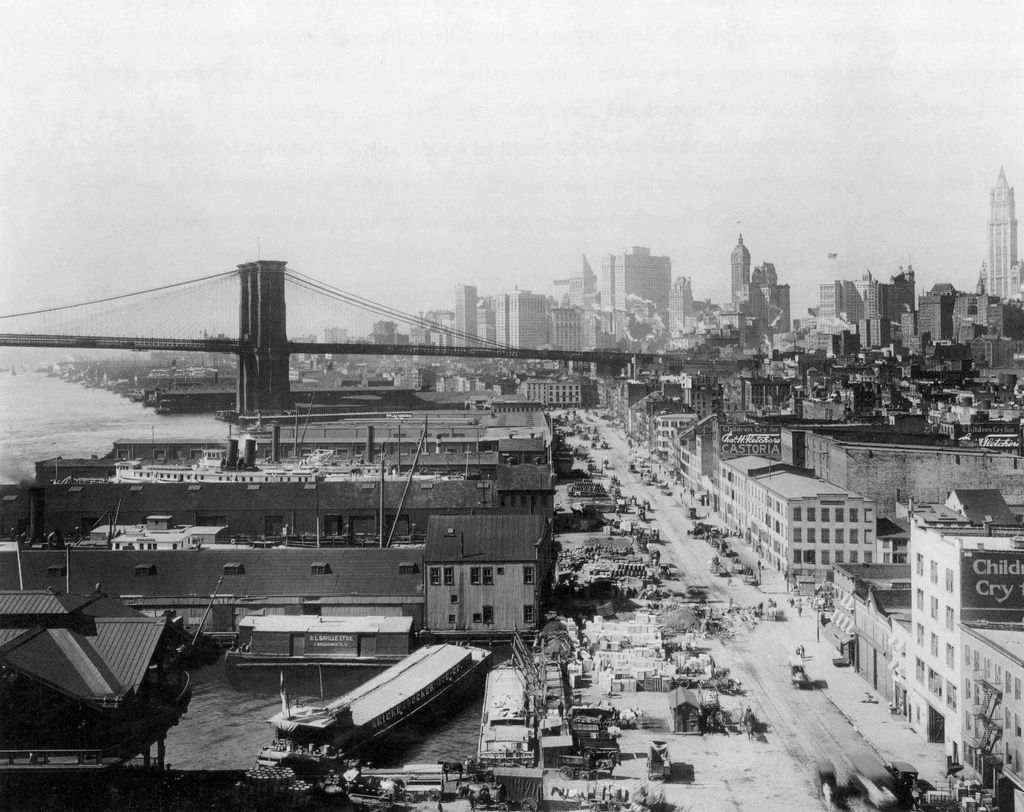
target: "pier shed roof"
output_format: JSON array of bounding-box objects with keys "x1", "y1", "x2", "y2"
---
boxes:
[{"x1": 424, "y1": 514, "x2": 547, "y2": 563}]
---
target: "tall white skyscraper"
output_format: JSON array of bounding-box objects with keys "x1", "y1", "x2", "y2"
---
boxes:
[
  {"x1": 987, "y1": 167, "x2": 1019, "y2": 300},
  {"x1": 600, "y1": 247, "x2": 671, "y2": 316},
  {"x1": 495, "y1": 290, "x2": 548, "y2": 349},
  {"x1": 454, "y1": 284, "x2": 478, "y2": 347}
]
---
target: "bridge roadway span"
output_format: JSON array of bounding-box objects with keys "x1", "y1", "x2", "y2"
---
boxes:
[{"x1": 0, "y1": 333, "x2": 659, "y2": 364}]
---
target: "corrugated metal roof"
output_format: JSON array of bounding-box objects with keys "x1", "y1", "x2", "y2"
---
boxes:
[
  {"x1": 424, "y1": 515, "x2": 547, "y2": 563},
  {"x1": 0, "y1": 627, "x2": 124, "y2": 702},
  {"x1": 0, "y1": 590, "x2": 90, "y2": 616},
  {"x1": 0, "y1": 548, "x2": 426, "y2": 598},
  {"x1": 330, "y1": 644, "x2": 473, "y2": 725},
  {"x1": 496, "y1": 465, "x2": 555, "y2": 492},
  {"x1": 91, "y1": 617, "x2": 169, "y2": 692}
]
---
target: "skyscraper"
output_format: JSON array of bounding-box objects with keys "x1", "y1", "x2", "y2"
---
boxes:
[
  {"x1": 731, "y1": 234, "x2": 751, "y2": 303},
  {"x1": 454, "y1": 284, "x2": 478, "y2": 347},
  {"x1": 495, "y1": 290, "x2": 548, "y2": 349},
  {"x1": 600, "y1": 247, "x2": 671, "y2": 316},
  {"x1": 987, "y1": 167, "x2": 1019, "y2": 300}
]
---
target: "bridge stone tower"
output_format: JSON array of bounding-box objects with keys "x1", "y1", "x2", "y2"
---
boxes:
[{"x1": 237, "y1": 260, "x2": 292, "y2": 414}]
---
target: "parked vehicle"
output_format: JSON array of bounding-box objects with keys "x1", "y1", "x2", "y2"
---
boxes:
[
  {"x1": 647, "y1": 741, "x2": 671, "y2": 781},
  {"x1": 884, "y1": 761, "x2": 921, "y2": 806}
]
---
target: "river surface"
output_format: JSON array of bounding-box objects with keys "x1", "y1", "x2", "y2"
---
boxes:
[{"x1": 0, "y1": 372, "x2": 488, "y2": 770}]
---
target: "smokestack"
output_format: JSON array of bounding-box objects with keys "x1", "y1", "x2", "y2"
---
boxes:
[
  {"x1": 29, "y1": 486, "x2": 44, "y2": 543},
  {"x1": 366, "y1": 427, "x2": 375, "y2": 462},
  {"x1": 271, "y1": 425, "x2": 281, "y2": 463},
  {"x1": 226, "y1": 438, "x2": 239, "y2": 468},
  {"x1": 242, "y1": 435, "x2": 256, "y2": 468}
]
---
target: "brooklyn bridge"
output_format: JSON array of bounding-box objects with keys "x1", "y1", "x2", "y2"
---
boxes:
[{"x1": 0, "y1": 261, "x2": 662, "y2": 413}]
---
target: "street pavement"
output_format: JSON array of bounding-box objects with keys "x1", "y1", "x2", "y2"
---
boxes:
[{"x1": 559, "y1": 411, "x2": 946, "y2": 807}]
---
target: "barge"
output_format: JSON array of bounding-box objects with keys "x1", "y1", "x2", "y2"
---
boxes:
[
  {"x1": 228, "y1": 615, "x2": 414, "y2": 668},
  {"x1": 477, "y1": 663, "x2": 537, "y2": 768},
  {"x1": 257, "y1": 643, "x2": 490, "y2": 773}
]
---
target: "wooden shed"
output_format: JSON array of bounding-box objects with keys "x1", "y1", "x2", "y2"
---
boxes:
[{"x1": 668, "y1": 687, "x2": 701, "y2": 734}]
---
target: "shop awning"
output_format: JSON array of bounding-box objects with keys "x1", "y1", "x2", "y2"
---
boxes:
[{"x1": 821, "y1": 621, "x2": 854, "y2": 649}]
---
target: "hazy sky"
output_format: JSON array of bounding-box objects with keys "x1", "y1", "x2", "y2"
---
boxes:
[{"x1": 3, "y1": 0, "x2": 1023, "y2": 331}]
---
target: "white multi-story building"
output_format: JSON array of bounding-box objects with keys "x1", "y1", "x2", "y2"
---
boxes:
[
  {"x1": 454, "y1": 284, "x2": 478, "y2": 347},
  {"x1": 988, "y1": 168, "x2": 1019, "y2": 301},
  {"x1": 653, "y1": 413, "x2": 697, "y2": 460},
  {"x1": 496, "y1": 291, "x2": 548, "y2": 349},
  {"x1": 908, "y1": 491, "x2": 1024, "y2": 783},
  {"x1": 600, "y1": 246, "x2": 672, "y2": 317},
  {"x1": 719, "y1": 456, "x2": 876, "y2": 583},
  {"x1": 518, "y1": 378, "x2": 582, "y2": 408}
]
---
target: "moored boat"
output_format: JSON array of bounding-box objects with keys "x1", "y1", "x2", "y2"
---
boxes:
[
  {"x1": 257, "y1": 643, "x2": 491, "y2": 773},
  {"x1": 477, "y1": 662, "x2": 537, "y2": 768}
]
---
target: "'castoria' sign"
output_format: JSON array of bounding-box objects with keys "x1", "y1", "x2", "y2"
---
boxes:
[{"x1": 720, "y1": 426, "x2": 782, "y2": 457}]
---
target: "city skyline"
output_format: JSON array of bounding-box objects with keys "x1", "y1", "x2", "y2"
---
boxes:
[{"x1": 2, "y1": 2, "x2": 1022, "y2": 325}]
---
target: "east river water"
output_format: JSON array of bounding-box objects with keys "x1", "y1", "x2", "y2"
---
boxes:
[{"x1": 0, "y1": 371, "x2": 485, "y2": 770}]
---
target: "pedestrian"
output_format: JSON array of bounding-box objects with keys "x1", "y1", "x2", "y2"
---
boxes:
[
  {"x1": 469, "y1": 796, "x2": 476, "y2": 812},
  {"x1": 798, "y1": 603, "x2": 803, "y2": 617},
  {"x1": 757, "y1": 560, "x2": 762, "y2": 571},
  {"x1": 438, "y1": 800, "x2": 444, "y2": 812}
]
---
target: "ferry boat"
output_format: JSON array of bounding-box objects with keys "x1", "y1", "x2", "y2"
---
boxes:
[
  {"x1": 476, "y1": 662, "x2": 537, "y2": 768},
  {"x1": 257, "y1": 644, "x2": 491, "y2": 773}
]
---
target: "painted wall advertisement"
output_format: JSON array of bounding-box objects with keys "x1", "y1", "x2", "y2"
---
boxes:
[
  {"x1": 954, "y1": 422, "x2": 1021, "y2": 452},
  {"x1": 960, "y1": 550, "x2": 1024, "y2": 621},
  {"x1": 306, "y1": 632, "x2": 358, "y2": 654},
  {"x1": 720, "y1": 426, "x2": 782, "y2": 457}
]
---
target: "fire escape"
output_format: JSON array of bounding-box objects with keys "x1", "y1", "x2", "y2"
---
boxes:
[{"x1": 972, "y1": 668, "x2": 1003, "y2": 763}]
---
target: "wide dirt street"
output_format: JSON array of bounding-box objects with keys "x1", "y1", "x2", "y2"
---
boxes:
[{"x1": 556, "y1": 411, "x2": 902, "y2": 812}]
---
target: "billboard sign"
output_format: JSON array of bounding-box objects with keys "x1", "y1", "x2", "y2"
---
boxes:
[
  {"x1": 720, "y1": 426, "x2": 782, "y2": 457},
  {"x1": 960, "y1": 550, "x2": 1024, "y2": 621},
  {"x1": 956, "y1": 422, "x2": 1021, "y2": 452}
]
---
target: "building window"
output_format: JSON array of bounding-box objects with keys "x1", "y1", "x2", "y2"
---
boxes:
[
  {"x1": 444, "y1": 567, "x2": 454, "y2": 585},
  {"x1": 448, "y1": 614, "x2": 456, "y2": 623},
  {"x1": 864, "y1": 551, "x2": 873, "y2": 564},
  {"x1": 835, "y1": 551, "x2": 844, "y2": 563},
  {"x1": 821, "y1": 508, "x2": 830, "y2": 523},
  {"x1": 946, "y1": 606, "x2": 955, "y2": 631},
  {"x1": 849, "y1": 551, "x2": 859, "y2": 563},
  {"x1": 916, "y1": 553, "x2": 924, "y2": 576},
  {"x1": 804, "y1": 550, "x2": 816, "y2": 564},
  {"x1": 931, "y1": 633, "x2": 939, "y2": 657},
  {"x1": 835, "y1": 508, "x2": 844, "y2": 522},
  {"x1": 821, "y1": 529, "x2": 830, "y2": 544},
  {"x1": 945, "y1": 568, "x2": 954, "y2": 593},
  {"x1": 917, "y1": 624, "x2": 925, "y2": 646},
  {"x1": 930, "y1": 561, "x2": 938, "y2": 585},
  {"x1": 482, "y1": 605, "x2": 494, "y2": 624},
  {"x1": 947, "y1": 682, "x2": 957, "y2": 710},
  {"x1": 311, "y1": 563, "x2": 332, "y2": 576},
  {"x1": 793, "y1": 528, "x2": 802, "y2": 543},
  {"x1": 524, "y1": 605, "x2": 535, "y2": 625},
  {"x1": 523, "y1": 565, "x2": 535, "y2": 585},
  {"x1": 849, "y1": 529, "x2": 858, "y2": 544},
  {"x1": 470, "y1": 567, "x2": 481, "y2": 585},
  {"x1": 482, "y1": 567, "x2": 494, "y2": 585},
  {"x1": 946, "y1": 644, "x2": 955, "y2": 670},
  {"x1": 916, "y1": 589, "x2": 924, "y2": 611},
  {"x1": 931, "y1": 597, "x2": 938, "y2": 620},
  {"x1": 850, "y1": 507, "x2": 859, "y2": 522},
  {"x1": 821, "y1": 551, "x2": 830, "y2": 565},
  {"x1": 807, "y1": 508, "x2": 816, "y2": 522},
  {"x1": 807, "y1": 528, "x2": 816, "y2": 543},
  {"x1": 916, "y1": 658, "x2": 925, "y2": 684},
  {"x1": 429, "y1": 567, "x2": 441, "y2": 586},
  {"x1": 793, "y1": 507, "x2": 802, "y2": 521},
  {"x1": 835, "y1": 529, "x2": 844, "y2": 544}
]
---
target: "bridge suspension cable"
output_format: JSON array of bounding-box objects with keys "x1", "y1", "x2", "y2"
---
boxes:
[
  {"x1": 0, "y1": 270, "x2": 239, "y2": 340},
  {"x1": 284, "y1": 268, "x2": 510, "y2": 350}
]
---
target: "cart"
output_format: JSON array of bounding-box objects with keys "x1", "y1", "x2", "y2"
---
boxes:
[
  {"x1": 647, "y1": 741, "x2": 671, "y2": 782},
  {"x1": 556, "y1": 753, "x2": 616, "y2": 781},
  {"x1": 789, "y1": 656, "x2": 811, "y2": 689}
]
